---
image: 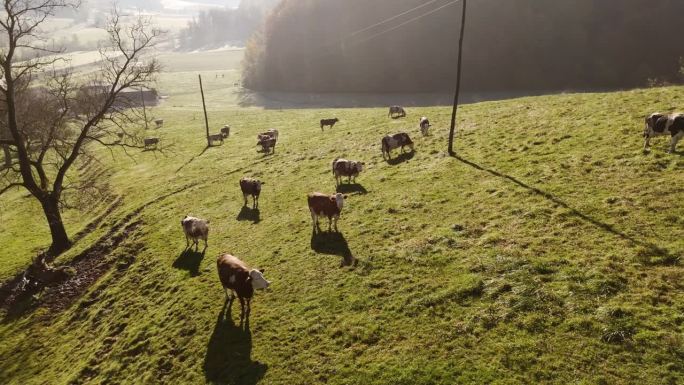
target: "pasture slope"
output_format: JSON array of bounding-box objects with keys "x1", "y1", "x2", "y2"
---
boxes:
[{"x1": 1, "y1": 73, "x2": 683, "y2": 383}]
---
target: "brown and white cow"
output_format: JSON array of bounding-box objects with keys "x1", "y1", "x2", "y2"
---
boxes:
[
  {"x1": 181, "y1": 215, "x2": 209, "y2": 250},
  {"x1": 381, "y1": 132, "x2": 414, "y2": 159},
  {"x1": 332, "y1": 158, "x2": 364, "y2": 185},
  {"x1": 419, "y1": 117, "x2": 430, "y2": 136},
  {"x1": 240, "y1": 177, "x2": 263, "y2": 208},
  {"x1": 320, "y1": 118, "x2": 339, "y2": 131},
  {"x1": 217, "y1": 254, "x2": 270, "y2": 324},
  {"x1": 644, "y1": 112, "x2": 684, "y2": 153},
  {"x1": 257, "y1": 136, "x2": 276, "y2": 154},
  {"x1": 388, "y1": 105, "x2": 406, "y2": 118},
  {"x1": 307, "y1": 192, "x2": 346, "y2": 232}
]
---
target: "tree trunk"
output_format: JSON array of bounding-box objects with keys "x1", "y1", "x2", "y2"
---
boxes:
[
  {"x1": 40, "y1": 195, "x2": 71, "y2": 257},
  {"x1": 2, "y1": 144, "x2": 10, "y2": 168}
]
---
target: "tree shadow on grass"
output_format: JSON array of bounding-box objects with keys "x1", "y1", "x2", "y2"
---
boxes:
[
  {"x1": 237, "y1": 207, "x2": 261, "y2": 224},
  {"x1": 310, "y1": 230, "x2": 356, "y2": 267},
  {"x1": 336, "y1": 183, "x2": 368, "y2": 195},
  {"x1": 453, "y1": 155, "x2": 678, "y2": 262},
  {"x1": 172, "y1": 248, "x2": 206, "y2": 277},
  {"x1": 386, "y1": 151, "x2": 414, "y2": 165},
  {"x1": 203, "y1": 300, "x2": 267, "y2": 385},
  {"x1": 176, "y1": 145, "x2": 210, "y2": 173}
]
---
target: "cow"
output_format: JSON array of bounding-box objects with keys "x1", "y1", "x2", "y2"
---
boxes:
[
  {"x1": 258, "y1": 128, "x2": 278, "y2": 141},
  {"x1": 155, "y1": 119, "x2": 163, "y2": 128},
  {"x1": 181, "y1": 215, "x2": 209, "y2": 250},
  {"x1": 240, "y1": 177, "x2": 263, "y2": 208},
  {"x1": 388, "y1": 105, "x2": 406, "y2": 118},
  {"x1": 644, "y1": 112, "x2": 684, "y2": 153},
  {"x1": 332, "y1": 158, "x2": 364, "y2": 185},
  {"x1": 208, "y1": 133, "x2": 224, "y2": 145},
  {"x1": 320, "y1": 118, "x2": 339, "y2": 131},
  {"x1": 116, "y1": 132, "x2": 124, "y2": 140},
  {"x1": 144, "y1": 137, "x2": 159, "y2": 150},
  {"x1": 381, "y1": 132, "x2": 414, "y2": 159},
  {"x1": 419, "y1": 117, "x2": 430, "y2": 136},
  {"x1": 221, "y1": 125, "x2": 230, "y2": 138},
  {"x1": 258, "y1": 136, "x2": 276, "y2": 154},
  {"x1": 217, "y1": 254, "x2": 270, "y2": 324},
  {"x1": 307, "y1": 192, "x2": 346, "y2": 232}
]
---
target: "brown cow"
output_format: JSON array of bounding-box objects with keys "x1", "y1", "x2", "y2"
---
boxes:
[
  {"x1": 307, "y1": 192, "x2": 346, "y2": 232},
  {"x1": 240, "y1": 177, "x2": 263, "y2": 208},
  {"x1": 320, "y1": 118, "x2": 339, "y2": 131},
  {"x1": 257, "y1": 136, "x2": 276, "y2": 154},
  {"x1": 217, "y1": 254, "x2": 270, "y2": 324}
]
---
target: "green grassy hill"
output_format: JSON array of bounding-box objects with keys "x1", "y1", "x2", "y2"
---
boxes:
[{"x1": 0, "y1": 58, "x2": 683, "y2": 383}]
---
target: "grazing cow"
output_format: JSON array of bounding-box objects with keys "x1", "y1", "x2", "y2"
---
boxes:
[
  {"x1": 332, "y1": 158, "x2": 364, "y2": 185},
  {"x1": 217, "y1": 254, "x2": 270, "y2": 324},
  {"x1": 419, "y1": 117, "x2": 430, "y2": 136},
  {"x1": 240, "y1": 177, "x2": 263, "y2": 208},
  {"x1": 320, "y1": 118, "x2": 339, "y2": 131},
  {"x1": 307, "y1": 192, "x2": 346, "y2": 232},
  {"x1": 644, "y1": 112, "x2": 684, "y2": 153},
  {"x1": 181, "y1": 215, "x2": 209, "y2": 250},
  {"x1": 116, "y1": 132, "x2": 124, "y2": 140},
  {"x1": 258, "y1": 136, "x2": 276, "y2": 154},
  {"x1": 144, "y1": 137, "x2": 159, "y2": 150},
  {"x1": 388, "y1": 105, "x2": 406, "y2": 118},
  {"x1": 221, "y1": 125, "x2": 230, "y2": 138},
  {"x1": 155, "y1": 119, "x2": 163, "y2": 128},
  {"x1": 208, "y1": 133, "x2": 224, "y2": 145},
  {"x1": 381, "y1": 132, "x2": 414, "y2": 159}
]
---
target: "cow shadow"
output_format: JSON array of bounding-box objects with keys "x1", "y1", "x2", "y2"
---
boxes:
[
  {"x1": 386, "y1": 151, "x2": 415, "y2": 165},
  {"x1": 310, "y1": 230, "x2": 356, "y2": 267},
  {"x1": 172, "y1": 248, "x2": 206, "y2": 277},
  {"x1": 203, "y1": 300, "x2": 268, "y2": 385},
  {"x1": 237, "y1": 207, "x2": 261, "y2": 224},
  {"x1": 335, "y1": 183, "x2": 368, "y2": 195}
]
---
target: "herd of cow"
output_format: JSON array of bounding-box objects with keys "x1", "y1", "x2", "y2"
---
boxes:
[
  {"x1": 176, "y1": 106, "x2": 434, "y2": 324},
  {"x1": 175, "y1": 105, "x2": 680, "y2": 325}
]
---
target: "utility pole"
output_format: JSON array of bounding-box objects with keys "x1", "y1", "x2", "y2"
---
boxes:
[
  {"x1": 140, "y1": 87, "x2": 148, "y2": 130},
  {"x1": 199, "y1": 74, "x2": 210, "y2": 146},
  {"x1": 448, "y1": 0, "x2": 467, "y2": 156}
]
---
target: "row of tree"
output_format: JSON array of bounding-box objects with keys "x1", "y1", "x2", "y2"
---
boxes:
[
  {"x1": 243, "y1": 0, "x2": 684, "y2": 93},
  {"x1": 177, "y1": 0, "x2": 279, "y2": 50}
]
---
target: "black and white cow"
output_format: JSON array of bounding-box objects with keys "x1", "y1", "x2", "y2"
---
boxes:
[
  {"x1": 332, "y1": 158, "x2": 364, "y2": 185},
  {"x1": 419, "y1": 117, "x2": 430, "y2": 136},
  {"x1": 381, "y1": 132, "x2": 414, "y2": 159},
  {"x1": 644, "y1": 112, "x2": 684, "y2": 153}
]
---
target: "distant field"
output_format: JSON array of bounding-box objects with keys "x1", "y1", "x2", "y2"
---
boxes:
[{"x1": 0, "y1": 49, "x2": 683, "y2": 384}]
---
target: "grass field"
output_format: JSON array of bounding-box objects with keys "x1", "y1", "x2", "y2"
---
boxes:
[{"x1": 0, "y1": 51, "x2": 683, "y2": 384}]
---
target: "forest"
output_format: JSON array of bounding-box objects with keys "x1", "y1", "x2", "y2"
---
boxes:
[
  {"x1": 177, "y1": 0, "x2": 279, "y2": 49},
  {"x1": 243, "y1": 0, "x2": 684, "y2": 93}
]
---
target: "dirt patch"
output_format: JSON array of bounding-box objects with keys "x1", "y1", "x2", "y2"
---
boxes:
[{"x1": 0, "y1": 183, "x2": 199, "y2": 320}]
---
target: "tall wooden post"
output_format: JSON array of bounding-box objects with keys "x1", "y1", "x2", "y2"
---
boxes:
[
  {"x1": 199, "y1": 74, "x2": 210, "y2": 146},
  {"x1": 448, "y1": 0, "x2": 467, "y2": 156},
  {"x1": 140, "y1": 87, "x2": 148, "y2": 130}
]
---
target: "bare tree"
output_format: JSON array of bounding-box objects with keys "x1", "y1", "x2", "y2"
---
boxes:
[{"x1": 0, "y1": 1, "x2": 162, "y2": 257}]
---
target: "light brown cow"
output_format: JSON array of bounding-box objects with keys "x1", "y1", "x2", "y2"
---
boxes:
[{"x1": 240, "y1": 177, "x2": 263, "y2": 208}]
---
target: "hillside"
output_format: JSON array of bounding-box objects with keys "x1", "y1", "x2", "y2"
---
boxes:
[
  {"x1": 0, "y1": 59, "x2": 683, "y2": 383},
  {"x1": 243, "y1": 0, "x2": 684, "y2": 93}
]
